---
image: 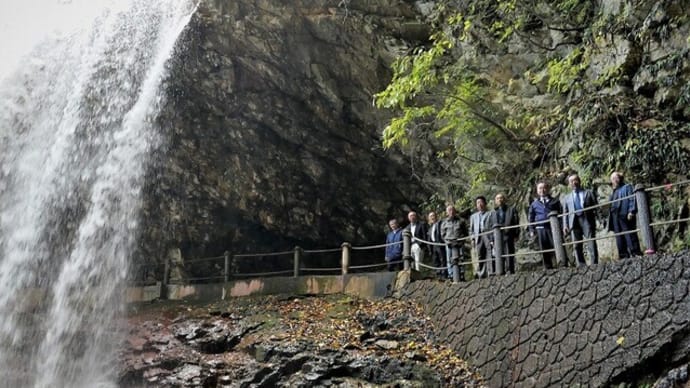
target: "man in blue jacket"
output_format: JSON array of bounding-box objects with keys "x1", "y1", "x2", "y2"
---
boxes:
[
  {"x1": 608, "y1": 172, "x2": 642, "y2": 258},
  {"x1": 385, "y1": 219, "x2": 403, "y2": 271},
  {"x1": 528, "y1": 181, "x2": 562, "y2": 269}
]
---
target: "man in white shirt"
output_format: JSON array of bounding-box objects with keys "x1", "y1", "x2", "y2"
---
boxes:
[
  {"x1": 427, "y1": 211, "x2": 447, "y2": 278},
  {"x1": 405, "y1": 211, "x2": 428, "y2": 271}
]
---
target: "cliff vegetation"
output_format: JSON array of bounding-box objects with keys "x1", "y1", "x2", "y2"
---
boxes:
[{"x1": 376, "y1": 0, "x2": 690, "y2": 218}]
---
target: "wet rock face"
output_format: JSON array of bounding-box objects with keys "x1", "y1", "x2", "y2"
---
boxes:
[
  {"x1": 139, "y1": 0, "x2": 428, "y2": 263},
  {"x1": 119, "y1": 296, "x2": 482, "y2": 387},
  {"x1": 402, "y1": 251, "x2": 690, "y2": 387}
]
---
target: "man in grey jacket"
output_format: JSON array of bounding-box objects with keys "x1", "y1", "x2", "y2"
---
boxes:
[
  {"x1": 470, "y1": 196, "x2": 494, "y2": 278},
  {"x1": 441, "y1": 205, "x2": 468, "y2": 280},
  {"x1": 562, "y1": 174, "x2": 599, "y2": 266}
]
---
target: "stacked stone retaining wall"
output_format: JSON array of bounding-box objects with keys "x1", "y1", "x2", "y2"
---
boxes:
[{"x1": 401, "y1": 253, "x2": 690, "y2": 387}]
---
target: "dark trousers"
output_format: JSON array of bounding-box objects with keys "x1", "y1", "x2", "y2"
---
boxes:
[
  {"x1": 502, "y1": 237, "x2": 516, "y2": 274},
  {"x1": 536, "y1": 227, "x2": 555, "y2": 269},
  {"x1": 571, "y1": 215, "x2": 599, "y2": 266},
  {"x1": 387, "y1": 257, "x2": 403, "y2": 271},
  {"x1": 611, "y1": 215, "x2": 641, "y2": 259},
  {"x1": 475, "y1": 237, "x2": 491, "y2": 277},
  {"x1": 431, "y1": 245, "x2": 447, "y2": 278}
]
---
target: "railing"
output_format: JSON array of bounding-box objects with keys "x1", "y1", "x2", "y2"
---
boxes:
[{"x1": 142, "y1": 180, "x2": 690, "y2": 294}]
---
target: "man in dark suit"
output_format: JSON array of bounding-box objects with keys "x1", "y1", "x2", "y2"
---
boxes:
[
  {"x1": 427, "y1": 211, "x2": 447, "y2": 279},
  {"x1": 470, "y1": 196, "x2": 493, "y2": 278},
  {"x1": 562, "y1": 174, "x2": 599, "y2": 266},
  {"x1": 528, "y1": 182, "x2": 562, "y2": 269},
  {"x1": 405, "y1": 211, "x2": 428, "y2": 271},
  {"x1": 494, "y1": 193, "x2": 520, "y2": 274},
  {"x1": 608, "y1": 171, "x2": 641, "y2": 259}
]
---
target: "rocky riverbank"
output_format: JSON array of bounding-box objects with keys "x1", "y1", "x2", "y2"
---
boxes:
[{"x1": 119, "y1": 294, "x2": 485, "y2": 387}]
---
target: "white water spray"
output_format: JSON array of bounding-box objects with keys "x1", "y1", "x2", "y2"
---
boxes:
[{"x1": 0, "y1": 1, "x2": 197, "y2": 386}]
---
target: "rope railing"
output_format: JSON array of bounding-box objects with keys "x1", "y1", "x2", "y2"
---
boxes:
[
  {"x1": 234, "y1": 250, "x2": 294, "y2": 258},
  {"x1": 302, "y1": 247, "x2": 342, "y2": 254},
  {"x1": 170, "y1": 275, "x2": 225, "y2": 284},
  {"x1": 511, "y1": 247, "x2": 556, "y2": 257},
  {"x1": 302, "y1": 267, "x2": 342, "y2": 272},
  {"x1": 232, "y1": 269, "x2": 294, "y2": 277},
  {"x1": 182, "y1": 255, "x2": 225, "y2": 264},
  {"x1": 560, "y1": 228, "x2": 641, "y2": 248},
  {"x1": 645, "y1": 179, "x2": 690, "y2": 192},
  {"x1": 412, "y1": 236, "x2": 454, "y2": 247},
  {"x1": 349, "y1": 262, "x2": 392, "y2": 270},
  {"x1": 650, "y1": 216, "x2": 690, "y2": 228},
  {"x1": 141, "y1": 180, "x2": 690, "y2": 291},
  {"x1": 351, "y1": 240, "x2": 402, "y2": 250}
]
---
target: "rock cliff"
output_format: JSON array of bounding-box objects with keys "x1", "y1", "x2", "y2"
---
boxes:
[
  {"x1": 137, "y1": 0, "x2": 690, "y2": 271},
  {"x1": 140, "y1": 0, "x2": 431, "y2": 265}
]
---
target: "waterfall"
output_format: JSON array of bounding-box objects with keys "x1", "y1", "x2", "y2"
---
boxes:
[{"x1": 0, "y1": 1, "x2": 197, "y2": 386}]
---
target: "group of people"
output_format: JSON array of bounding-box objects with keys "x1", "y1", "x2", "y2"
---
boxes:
[
  {"x1": 384, "y1": 171, "x2": 643, "y2": 279},
  {"x1": 384, "y1": 204, "x2": 471, "y2": 278}
]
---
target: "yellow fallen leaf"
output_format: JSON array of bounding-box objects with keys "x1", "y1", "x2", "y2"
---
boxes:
[{"x1": 616, "y1": 336, "x2": 625, "y2": 345}]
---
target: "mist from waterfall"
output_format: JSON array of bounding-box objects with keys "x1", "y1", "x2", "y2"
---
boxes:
[{"x1": 0, "y1": 1, "x2": 197, "y2": 386}]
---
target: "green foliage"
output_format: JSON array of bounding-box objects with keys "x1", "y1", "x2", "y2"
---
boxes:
[
  {"x1": 619, "y1": 125, "x2": 690, "y2": 182},
  {"x1": 381, "y1": 106, "x2": 435, "y2": 148},
  {"x1": 546, "y1": 48, "x2": 590, "y2": 93},
  {"x1": 594, "y1": 64, "x2": 623, "y2": 87},
  {"x1": 375, "y1": 0, "x2": 690, "y2": 210},
  {"x1": 376, "y1": 31, "x2": 455, "y2": 149}
]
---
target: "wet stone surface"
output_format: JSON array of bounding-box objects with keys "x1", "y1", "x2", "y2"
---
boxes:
[{"x1": 119, "y1": 295, "x2": 484, "y2": 387}]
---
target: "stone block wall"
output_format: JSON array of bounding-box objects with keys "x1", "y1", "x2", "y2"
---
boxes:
[{"x1": 401, "y1": 253, "x2": 690, "y2": 387}]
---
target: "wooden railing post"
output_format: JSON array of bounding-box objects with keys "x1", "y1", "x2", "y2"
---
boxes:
[
  {"x1": 402, "y1": 229, "x2": 412, "y2": 271},
  {"x1": 293, "y1": 246, "x2": 302, "y2": 278},
  {"x1": 341, "y1": 242, "x2": 351, "y2": 275},
  {"x1": 223, "y1": 251, "x2": 230, "y2": 282},
  {"x1": 635, "y1": 184, "x2": 656, "y2": 255},
  {"x1": 549, "y1": 211, "x2": 568, "y2": 267},
  {"x1": 493, "y1": 226, "x2": 505, "y2": 275}
]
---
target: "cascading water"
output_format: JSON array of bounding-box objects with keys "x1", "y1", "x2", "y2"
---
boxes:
[{"x1": 0, "y1": 1, "x2": 197, "y2": 386}]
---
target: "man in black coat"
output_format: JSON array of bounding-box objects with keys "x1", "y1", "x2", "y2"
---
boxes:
[{"x1": 494, "y1": 193, "x2": 520, "y2": 274}]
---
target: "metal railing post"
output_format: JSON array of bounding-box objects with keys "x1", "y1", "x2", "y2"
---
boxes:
[
  {"x1": 402, "y1": 229, "x2": 412, "y2": 271},
  {"x1": 224, "y1": 251, "x2": 230, "y2": 282},
  {"x1": 341, "y1": 242, "x2": 351, "y2": 275},
  {"x1": 161, "y1": 258, "x2": 170, "y2": 300},
  {"x1": 635, "y1": 184, "x2": 656, "y2": 255},
  {"x1": 549, "y1": 211, "x2": 568, "y2": 267},
  {"x1": 293, "y1": 246, "x2": 302, "y2": 277},
  {"x1": 493, "y1": 226, "x2": 505, "y2": 275}
]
